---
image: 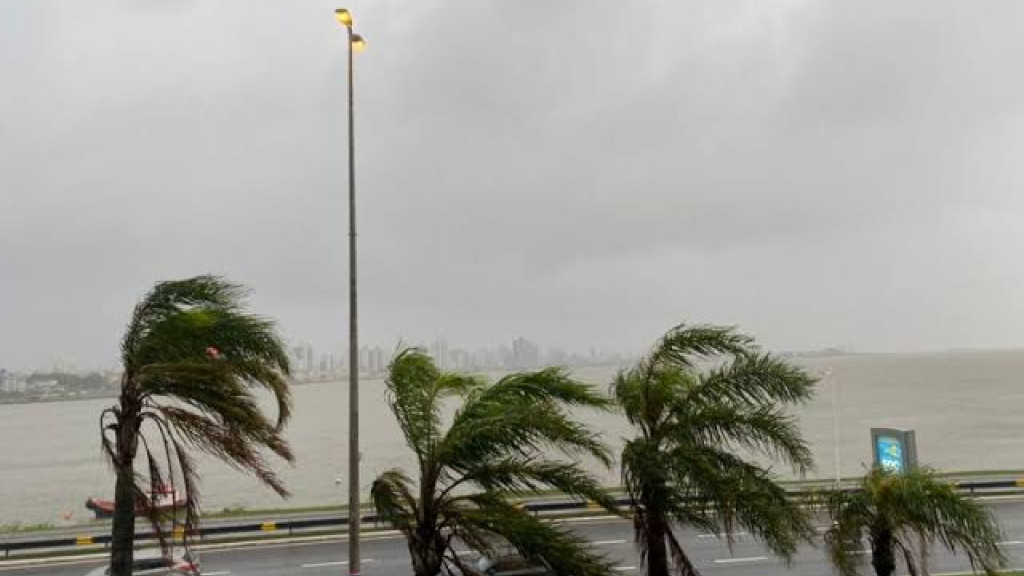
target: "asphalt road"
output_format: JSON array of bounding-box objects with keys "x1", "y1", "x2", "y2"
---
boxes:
[{"x1": 6, "y1": 500, "x2": 1024, "y2": 576}]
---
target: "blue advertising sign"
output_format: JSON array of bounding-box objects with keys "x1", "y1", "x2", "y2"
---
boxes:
[
  {"x1": 876, "y1": 435, "x2": 904, "y2": 472},
  {"x1": 870, "y1": 428, "x2": 917, "y2": 472}
]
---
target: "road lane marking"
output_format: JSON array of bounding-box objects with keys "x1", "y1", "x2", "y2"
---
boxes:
[
  {"x1": 558, "y1": 515, "x2": 621, "y2": 523},
  {"x1": 713, "y1": 556, "x2": 766, "y2": 564},
  {"x1": 1000, "y1": 540, "x2": 1024, "y2": 545},
  {"x1": 204, "y1": 572, "x2": 231, "y2": 576},
  {"x1": 594, "y1": 539, "x2": 629, "y2": 545},
  {"x1": 615, "y1": 566, "x2": 637, "y2": 571},
  {"x1": 932, "y1": 570, "x2": 1024, "y2": 576},
  {"x1": 699, "y1": 531, "x2": 749, "y2": 538},
  {"x1": 300, "y1": 559, "x2": 376, "y2": 568}
]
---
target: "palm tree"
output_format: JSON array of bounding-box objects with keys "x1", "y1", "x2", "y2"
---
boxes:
[
  {"x1": 371, "y1": 348, "x2": 620, "y2": 576},
  {"x1": 612, "y1": 323, "x2": 817, "y2": 576},
  {"x1": 824, "y1": 466, "x2": 1006, "y2": 576},
  {"x1": 100, "y1": 276, "x2": 294, "y2": 576}
]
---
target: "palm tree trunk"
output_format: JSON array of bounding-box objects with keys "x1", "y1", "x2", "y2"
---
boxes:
[
  {"x1": 109, "y1": 462, "x2": 137, "y2": 576},
  {"x1": 871, "y1": 529, "x2": 897, "y2": 576},
  {"x1": 408, "y1": 531, "x2": 444, "y2": 576},
  {"x1": 919, "y1": 533, "x2": 930, "y2": 576},
  {"x1": 109, "y1": 401, "x2": 139, "y2": 576},
  {"x1": 644, "y1": 513, "x2": 671, "y2": 576}
]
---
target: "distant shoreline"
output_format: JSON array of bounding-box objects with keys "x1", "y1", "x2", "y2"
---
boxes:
[
  {"x1": 0, "y1": 392, "x2": 115, "y2": 406},
  {"x1": 7, "y1": 348, "x2": 1024, "y2": 406},
  {"x1": 0, "y1": 365, "x2": 635, "y2": 406},
  {"x1": 0, "y1": 377, "x2": 341, "y2": 406}
]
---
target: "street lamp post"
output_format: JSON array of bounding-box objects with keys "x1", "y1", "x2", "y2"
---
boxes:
[
  {"x1": 334, "y1": 8, "x2": 366, "y2": 575},
  {"x1": 825, "y1": 369, "x2": 841, "y2": 486}
]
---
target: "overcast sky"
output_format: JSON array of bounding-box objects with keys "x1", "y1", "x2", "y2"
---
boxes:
[{"x1": 3, "y1": 1, "x2": 1024, "y2": 369}]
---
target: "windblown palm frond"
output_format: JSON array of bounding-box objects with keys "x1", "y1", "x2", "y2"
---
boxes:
[
  {"x1": 616, "y1": 323, "x2": 816, "y2": 576},
  {"x1": 824, "y1": 466, "x2": 1006, "y2": 576},
  {"x1": 371, "y1": 348, "x2": 618, "y2": 576},
  {"x1": 102, "y1": 276, "x2": 293, "y2": 576}
]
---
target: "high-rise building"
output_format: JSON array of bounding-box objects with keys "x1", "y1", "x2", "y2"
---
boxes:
[
  {"x1": 448, "y1": 349, "x2": 469, "y2": 371},
  {"x1": 371, "y1": 347, "x2": 387, "y2": 376},
  {"x1": 546, "y1": 347, "x2": 567, "y2": 366},
  {"x1": 428, "y1": 339, "x2": 450, "y2": 370},
  {"x1": 304, "y1": 342, "x2": 314, "y2": 373},
  {"x1": 0, "y1": 370, "x2": 26, "y2": 394},
  {"x1": 362, "y1": 342, "x2": 374, "y2": 375},
  {"x1": 290, "y1": 345, "x2": 305, "y2": 371},
  {"x1": 470, "y1": 349, "x2": 489, "y2": 370},
  {"x1": 511, "y1": 337, "x2": 540, "y2": 369}
]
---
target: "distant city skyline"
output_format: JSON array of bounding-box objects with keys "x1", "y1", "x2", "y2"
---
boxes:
[
  {"x1": 282, "y1": 335, "x2": 636, "y2": 379},
  {"x1": 0, "y1": 333, "x2": 638, "y2": 376},
  {"x1": 0, "y1": 335, "x2": 638, "y2": 402},
  {"x1": 16, "y1": 333, "x2": 1022, "y2": 377}
]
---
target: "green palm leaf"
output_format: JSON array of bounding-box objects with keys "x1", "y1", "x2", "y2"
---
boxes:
[
  {"x1": 373, "y1": 348, "x2": 617, "y2": 576},
  {"x1": 102, "y1": 276, "x2": 293, "y2": 576},
  {"x1": 617, "y1": 323, "x2": 816, "y2": 576},
  {"x1": 824, "y1": 467, "x2": 1006, "y2": 576}
]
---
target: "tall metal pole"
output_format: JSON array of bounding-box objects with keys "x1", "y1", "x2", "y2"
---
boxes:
[
  {"x1": 828, "y1": 369, "x2": 841, "y2": 486},
  {"x1": 345, "y1": 23, "x2": 361, "y2": 576}
]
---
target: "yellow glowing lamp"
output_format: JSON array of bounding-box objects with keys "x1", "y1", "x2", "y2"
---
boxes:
[
  {"x1": 351, "y1": 34, "x2": 367, "y2": 53},
  {"x1": 334, "y1": 8, "x2": 353, "y2": 27}
]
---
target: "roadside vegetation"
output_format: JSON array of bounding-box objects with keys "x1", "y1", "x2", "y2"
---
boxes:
[
  {"x1": 0, "y1": 522, "x2": 57, "y2": 534},
  {"x1": 371, "y1": 348, "x2": 619, "y2": 576},
  {"x1": 77, "y1": 299, "x2": 1016, "y2": 576},
  {"x1": 100, "y1": 276, "x2": 295, "y2": 576},
  {"x1": 824, "y1": 466, "x2": 1006, "y2": 576},
  {"x1": 614, "y1": 323, "x2": 818, "y2": 576}
]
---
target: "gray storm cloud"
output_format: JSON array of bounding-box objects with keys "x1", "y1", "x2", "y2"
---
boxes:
[{"x1": 3, "y1": 0, "x2": 1024, "y2": 369}]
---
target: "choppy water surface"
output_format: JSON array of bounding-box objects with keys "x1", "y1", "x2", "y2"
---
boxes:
[{"x1": 2, "y1": 351, "x2": 1023, "y2": 525}]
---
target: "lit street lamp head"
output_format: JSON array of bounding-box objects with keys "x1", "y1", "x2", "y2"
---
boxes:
[
  {"x1": 351, "y1": 34, "x2": 367, "y2": 53},
  {"x1": 334, "y1": 8, "x2": 353, "y2": 27}
]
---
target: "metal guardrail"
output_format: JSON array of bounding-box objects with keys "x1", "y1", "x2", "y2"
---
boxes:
[
  {"x1": 3, "y1": 500, "x2": 583, "y2": 558},
  {"x1": 3, "y1": 480, "x2": 1023, "y2": 558},
  {"x1": 956, "y1": 479, "x2": 1024, "y2": 492}
]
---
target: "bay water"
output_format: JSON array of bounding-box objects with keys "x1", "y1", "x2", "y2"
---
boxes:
[{"x1": 2, "y1": 351, "x2": 1023, "y2": 525}]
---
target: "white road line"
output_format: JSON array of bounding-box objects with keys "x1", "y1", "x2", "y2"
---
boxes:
[
  {"x1": 204, "y1": 572, "x2": 231, "y2": 576},
  {"x1": 698, "y1": 531, "x2": 749, "y2": 538},
  {"x1": 713, "y1": 556, "x2": 767, "y2": 564},
  {"x1": 615, "y1": 566, "x2": 637, "y2": 571},
  {"x1": 1000, "y1": 540, "x2": 1024, "y2": 546},
  {"x1": 301, "y1": 561, "x2": 347, "y2": 568},
  {"x1": 594, "y1": 539, "x2": 629, "y2": 545},
  {"x1": 300, "y1": 559, "x2": 376, "y2": 568}
]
